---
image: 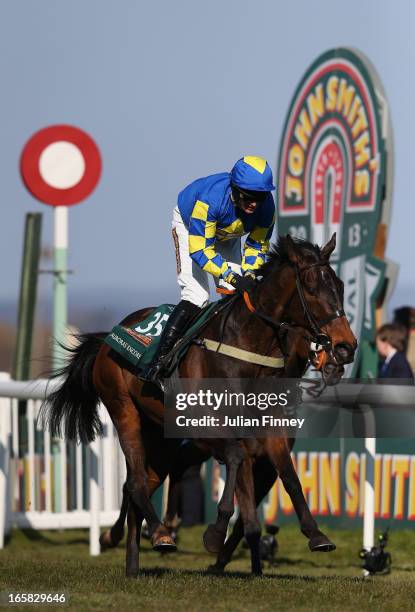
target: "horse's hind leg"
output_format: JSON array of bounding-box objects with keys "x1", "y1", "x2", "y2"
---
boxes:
[
  {"x1": 266, "y1": 439, "x2": 335, "y2": 552},
  {"x1": 125, "y1": 466, "x2": 175, "y2": 577},
  {"x1": 100, "y1": 480, "x2": 129, "y2": 549},
  {"x1": 203, "y1": 441, "x2": 245, "y2": 554},
  {"x1": 104, "y1": 396, "x2": 176, "y2": 553}
]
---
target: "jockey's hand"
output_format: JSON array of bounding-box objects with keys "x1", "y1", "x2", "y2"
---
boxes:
[{"x1": 228, "y1": 272, "x2": 256, "y2": 295}]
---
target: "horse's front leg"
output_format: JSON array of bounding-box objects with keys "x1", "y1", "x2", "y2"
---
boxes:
[
  {"x1": 203, "y1": 441, "x2": 245, "y2": 554},
  {"x1": 266, "y1": 438, "x2": 335, "y2": 552},
  {"x1": 208, "y1": 457, "x2": 277, "y2": 573},
  {"x1": 164, "y1": 442, "x2": 210, "y2": 538}
]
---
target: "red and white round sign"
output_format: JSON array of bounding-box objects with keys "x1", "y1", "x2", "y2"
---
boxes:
[{"x1": 20, "y1": 125, "x2": 102, "y2": 206}]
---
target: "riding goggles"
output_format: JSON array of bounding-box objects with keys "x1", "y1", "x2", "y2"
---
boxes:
[{"x1": 232, "y1": 186, "x2": 268, "y2": 204}]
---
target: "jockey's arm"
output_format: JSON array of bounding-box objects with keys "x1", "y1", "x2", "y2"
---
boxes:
[
  {"x1": 242, "y1": 210, "x2": 275, "y2": 275},
  {"x1": 188, "y1": 199, "x2": 234, "y2": 280}
]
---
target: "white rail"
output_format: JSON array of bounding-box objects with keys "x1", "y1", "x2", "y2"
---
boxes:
[{"x1": 0, "y1": 374, "x2": 126, "y2": 555}]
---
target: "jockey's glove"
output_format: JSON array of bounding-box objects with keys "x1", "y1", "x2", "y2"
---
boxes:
[{"x1": 228, "y1": 273, "x2": 256, "y2": 295}]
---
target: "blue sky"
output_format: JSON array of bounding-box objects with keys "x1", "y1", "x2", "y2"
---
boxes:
[{"x1": 1, "y1": 0, "x2": 414, "y2": 319}]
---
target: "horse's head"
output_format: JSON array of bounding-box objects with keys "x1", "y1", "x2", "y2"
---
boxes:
[{"x1": 260, "y1": 233, "x2": 357, "y2": 384}]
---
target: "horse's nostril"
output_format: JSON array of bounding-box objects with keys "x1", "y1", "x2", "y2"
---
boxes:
[{"x1": 334, "y1": 343, "x2": 354, "y2": 363}]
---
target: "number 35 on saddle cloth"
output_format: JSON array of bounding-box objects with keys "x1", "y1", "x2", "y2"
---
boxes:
[{"x1": 104, "y1": 301, "x2": 230, "y2": 378}]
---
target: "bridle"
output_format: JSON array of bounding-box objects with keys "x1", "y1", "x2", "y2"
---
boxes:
[
  {"x1": 243, "y1": 260, "x2": 345, "y2": 368},
  {"x1": 293, "y1": 261, "x2": 345, "y2": 353}
]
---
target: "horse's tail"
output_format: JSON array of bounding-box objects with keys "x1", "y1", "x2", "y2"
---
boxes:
[{"x1": 40, "y1": 333, "x2": 106, "y2": 444}]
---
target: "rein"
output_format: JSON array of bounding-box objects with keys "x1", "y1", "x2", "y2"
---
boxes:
[
  {"x1": 216, "y1": 259, "x2": 345, "y2": 369},
  {"x1": 202, "y1": 289, "x2": 284, "y2": 368}
]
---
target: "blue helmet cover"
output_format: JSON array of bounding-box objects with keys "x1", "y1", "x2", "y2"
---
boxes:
[{"x1": 230, "y1": 156, "x2": 276, "y2": 192}]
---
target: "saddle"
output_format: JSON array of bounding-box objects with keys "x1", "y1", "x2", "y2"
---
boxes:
[{"x1": 105, "y1": 292, "x2": 286, "y2": 386}]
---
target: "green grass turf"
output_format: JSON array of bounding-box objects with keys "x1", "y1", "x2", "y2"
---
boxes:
[{"x1": 1, "y1": 524, "x2": 415, "y2": 611}]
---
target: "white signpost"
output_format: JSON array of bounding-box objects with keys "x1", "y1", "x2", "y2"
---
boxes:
[{"x1": 20, "y1": 124, "x2": 102, "y2": 369}]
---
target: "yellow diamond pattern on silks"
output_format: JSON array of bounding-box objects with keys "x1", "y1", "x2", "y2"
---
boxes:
[
  {"x1": 202, "y1": 246, "x2": 228, "y2": 277},
  {"x1": 243, "y1": 156, "x2": 267, "y2": 174},
  {"x1": 189, "y1": 234, "x2": 206, "y2": 254},
  {"x1": 204, "y1": 221, "x2": 216, "y2": 239},
  {"x1": 191, "y1": 200, "x2": 209, "y2": 221},
  {"x1": 203, "y1": 259, "x2": 223, "y2": 276}
]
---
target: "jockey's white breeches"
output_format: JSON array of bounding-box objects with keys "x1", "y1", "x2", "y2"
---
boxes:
[{"x1": 171, "y1": 206, "x2": 242, "y2": 308}]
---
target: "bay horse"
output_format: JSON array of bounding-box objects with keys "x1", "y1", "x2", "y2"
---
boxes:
[
  {"x1": 42, "y1": 234, "x2": 356, "y2": 576},
  {"x1": 100, "y1": 322, "x2": 344, "y2": 566}
]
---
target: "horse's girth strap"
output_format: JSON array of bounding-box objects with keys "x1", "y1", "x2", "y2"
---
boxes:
[{"x1": 202, "y1": 339, "x2": 284, "y2": 368}]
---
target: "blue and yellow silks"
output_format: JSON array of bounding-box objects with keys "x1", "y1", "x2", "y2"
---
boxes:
[{"x1": 178, "y1": 171, "x2": 275, "y2": 280}]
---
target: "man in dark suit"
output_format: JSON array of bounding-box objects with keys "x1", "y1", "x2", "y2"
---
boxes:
[{"x1": 376, "y1": 323, "x2": 414, "y2": 379}]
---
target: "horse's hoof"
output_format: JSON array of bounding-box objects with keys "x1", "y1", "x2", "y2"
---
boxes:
[
  {"x1": 203, "y1": 525, "x2": 225, "y2": 554},
  {"x1": 100, "y1": 530, "x2": 116, "y2": 549},
  {"x1": 207, "y1": 563, "x2": 225, "y2": 574},
  {"x1": 152, "y1": 534, "x2": 177, "y2": 553},
  {"x1": 309, "y1": 534, "x2": 336, "y2": 552}
]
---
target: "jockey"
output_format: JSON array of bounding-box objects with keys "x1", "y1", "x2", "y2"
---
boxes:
[{"x1": 147, "y1": 155, "x2": 276, "y2": 382}]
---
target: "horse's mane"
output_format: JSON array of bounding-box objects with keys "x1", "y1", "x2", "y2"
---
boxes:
[{"x1": 260, "y1": 235, "x2": 322, "y2": 277}]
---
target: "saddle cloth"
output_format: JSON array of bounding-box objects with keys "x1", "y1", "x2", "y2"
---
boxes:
[
  {"x1": 104, "y1": 304, "x2": 175, "y2": 371},
  {"x1": 104, "y1": 300, "x2": 232, "y2": 375}
]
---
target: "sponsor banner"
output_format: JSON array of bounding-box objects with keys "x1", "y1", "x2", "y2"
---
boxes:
[
  {"x1": 276, "y1": 48, "x2": 388, "y2": 375},
  {"x1": 265, "y1": 439, "x2": 415, "y2": 528},
  {"x1": 204, "y1": 440, "x2": 415, "y2": 528}
]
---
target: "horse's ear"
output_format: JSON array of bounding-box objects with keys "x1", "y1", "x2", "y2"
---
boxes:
[
  {"x1": 284, "y1": 234, "x2": 300, "y2": 263},
  {"x1": 321, "y1": 233, "x2": 336, "y2": 260}
]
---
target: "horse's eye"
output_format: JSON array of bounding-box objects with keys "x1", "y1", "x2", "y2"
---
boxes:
[
  {"x1": 304, "y1": 269, "x2": 318, "y2": 294},
  {"x1": 305, "y1": 282, "x2": 317, "y2": 295}
]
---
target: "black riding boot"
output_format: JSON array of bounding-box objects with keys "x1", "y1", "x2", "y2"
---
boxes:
[{"x1": 146, "y1": 300, "x2": 201, "y2": 383}]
